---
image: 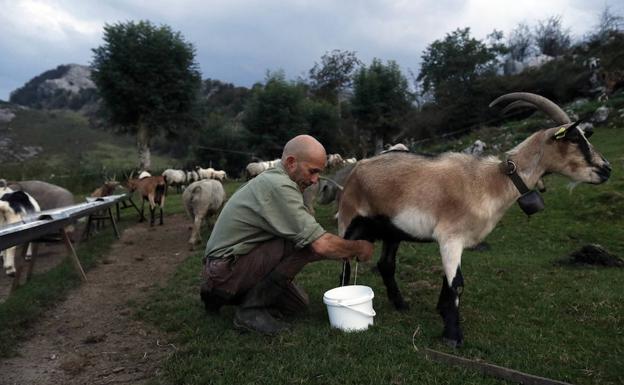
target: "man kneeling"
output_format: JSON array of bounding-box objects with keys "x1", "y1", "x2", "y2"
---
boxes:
[{"x1": 201, "y1": 135, "x2": 374, "y2": 335}]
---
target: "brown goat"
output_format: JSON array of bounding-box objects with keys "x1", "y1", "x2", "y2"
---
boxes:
[
  {"x1": 337, "y1": 93, "x2": 611, "y2": 347},
  {"x1": 126, "y1": 175, "x2": 166, "y2": 226},
  {"x1": 91, "y1": 180, "x2": 120, "y2": 198}
]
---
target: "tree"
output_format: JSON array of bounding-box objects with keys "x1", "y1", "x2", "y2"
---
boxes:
[
  {"x1": 309, "y1": 50, "x2": 361, "y2": 107},
  {"x1": 534, "y1": 16, "x2": 571, "y2": 57},
  {"x1": 590, "y1": 5, "x2": 623, "y2": 42},
  {"x1": 508, "y1": 23, "x2": 534, "y2": 61},
  {"x1": 351, "y1": 59, "x2": 413, "y2": 154},
  {"x1": 417, "y1": 28, "x2": 497, "y2": 101},
  {"x1": 91, "y1": 20, "x2": 201, "y2": 170},
  {"x1": 242, "y1": 71, "x2": 309, "y2": 158}
]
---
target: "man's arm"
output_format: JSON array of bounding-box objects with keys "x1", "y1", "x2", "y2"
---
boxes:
[{"x1": 310, "y1": 233, "x2": 374, "y2": 262}]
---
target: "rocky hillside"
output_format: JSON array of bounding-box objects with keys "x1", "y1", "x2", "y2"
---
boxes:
[{"x1": 9, "y1": 64, "x2": 99, "y2": 111}]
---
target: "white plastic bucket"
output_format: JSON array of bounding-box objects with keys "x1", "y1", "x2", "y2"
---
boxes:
[{"x1": 323, "y1": 285, "x2": 376, "y2": 331}]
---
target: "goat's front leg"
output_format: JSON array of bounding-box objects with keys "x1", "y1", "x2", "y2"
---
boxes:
[
  {"x1": 2, "y1": 247, "x2": 17, "y2": 276},
  {"x1": 436, "y1": 239, "x2": 464, "y2": 347},
  {"x1": 378, "y1": 240, "x2": 408, "y2": 310}
]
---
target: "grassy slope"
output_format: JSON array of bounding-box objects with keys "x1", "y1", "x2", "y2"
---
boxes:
[
  {"x1": 0, "y1": 108, "x2": 180, "y2": 191},
  {"x1": 138, "y1": 126, "x2": 623, "y2": 384}
]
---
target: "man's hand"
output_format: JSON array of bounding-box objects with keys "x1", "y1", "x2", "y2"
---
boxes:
[{"x1": 355, "y1": 240, "x2": 374, "y2": 262}]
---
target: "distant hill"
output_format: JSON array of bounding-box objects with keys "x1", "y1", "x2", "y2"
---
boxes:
[{"x1": 9, "y1": 64, "x2": 99, "y2": 112}]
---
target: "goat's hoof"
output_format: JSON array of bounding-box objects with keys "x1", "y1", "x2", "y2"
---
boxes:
[
  {"x1": 5, "y1": 270, "x2": 16, "y2": 277},
  {"x1": 442, "y1": 337, "x2": 463, "y2": 348}
]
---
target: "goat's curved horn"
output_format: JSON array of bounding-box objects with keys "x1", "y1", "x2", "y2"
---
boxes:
[
  {"x1": 501, "y1": 100, "x2": 537, "y2": 116},
  {"x1": 489, "y1": 92, "x2": 571, "y2": 125}
]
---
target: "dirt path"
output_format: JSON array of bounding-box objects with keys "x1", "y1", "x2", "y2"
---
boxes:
[{"x1": 0, "y1": 213, "x2": 195, "y2": 385}]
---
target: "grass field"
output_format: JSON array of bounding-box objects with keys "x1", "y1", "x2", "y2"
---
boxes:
[
  {"x1": 1, "y1": 100, "x2": 622, "y2": 384},
  {"x1": 135, "y1": 125, "x2": 624, "y2": 385}
]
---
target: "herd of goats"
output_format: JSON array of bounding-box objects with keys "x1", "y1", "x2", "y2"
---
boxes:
[{"x1": 0, "y1": 92, "x2": 613, "y2": 347}]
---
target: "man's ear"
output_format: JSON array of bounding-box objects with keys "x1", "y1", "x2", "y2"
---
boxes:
[{"x1": 284, "y1": 155, "x2": 297, "y2": 171}]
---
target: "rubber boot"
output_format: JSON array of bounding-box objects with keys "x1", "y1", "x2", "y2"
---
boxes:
[
  {"x1": 200, "y1": 282, "x2": 230, "y2": 313},
  {"x1": 233, "y1": 272, "x2": 290, "y2": 335}
]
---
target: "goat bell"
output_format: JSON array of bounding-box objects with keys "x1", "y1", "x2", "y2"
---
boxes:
[{"x1": 517, "y1": 190, "x2": 545, "y2": 216}]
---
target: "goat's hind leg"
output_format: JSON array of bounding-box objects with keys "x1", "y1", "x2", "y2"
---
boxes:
[
  {"x1": 378, "y1": 240, "x2": 408, "y2": 310},
  {"x1": 436, "y1": 240, "x2": 464, "y2": 347}
]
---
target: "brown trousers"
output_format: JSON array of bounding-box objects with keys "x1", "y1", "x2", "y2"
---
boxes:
[{"x1": 202, "y1": 238, "x2": 323, "y2": 313}]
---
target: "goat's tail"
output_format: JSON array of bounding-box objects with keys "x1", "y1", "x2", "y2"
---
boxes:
[{"x1": 155, "y1": 182, "x2": 166, "y2": 206}]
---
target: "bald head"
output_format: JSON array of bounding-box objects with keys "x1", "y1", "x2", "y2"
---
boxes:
[
  {"x1": 281, "y1": 135, "x2": 327, "y2": 191},
  {"x1": 282, "y1": 135, "x2": 326, "y2": 164}
]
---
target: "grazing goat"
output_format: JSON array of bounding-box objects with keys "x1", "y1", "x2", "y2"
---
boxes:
[
  {"x1": 245, "y1": 159, "x2": 280, "y2": 180},
  {"x1": 0, "y1": 184, "x2": 41, "y2": 276},
  {"x1": 91, "y1": 179, "x2": 120, "y2": 198},
  {"x1": 162, "y1": 169, "x2": 187, "y2": 193},
  {"x1": 337, "y1": 93, "x2": 611, "y2": 347},
  {"x1": 182, "y1": 179, "x2": 226, "y2": 249},
  {"x1": 211, "y1": 169, "x2": 227, "y2": 181},
  {"x1": 126, "y1": 175, "x2": 166, "y2": 226}
]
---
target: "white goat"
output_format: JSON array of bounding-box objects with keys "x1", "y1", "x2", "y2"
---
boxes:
[
  {"x1": 162, "y1": 169, "x2": 187, "y2": 193},
  {"x1": 182, "y1": 179, "x2": 226, "y2": 249},
  {"x1": 186, "y1": 170, "x2": 199, "y2": 184},
  {"x1": 327, "y1": 153, "x2": 344, "y2": 168},
  {"x1": 337, "y1": 93, "x2": 611, "y2": 347},
  {"x1": 211, "y1": 170, "x2": 227, "y2": 181},
  {"x1": 196, "y1": 167, "x2": 215, "y2": 180},
  {"x1": 0, "y1": 185, "x2": 41, "y2": 276},
  {"x1": 245, "y1": 159, "x2": 280, "y2": 180}
]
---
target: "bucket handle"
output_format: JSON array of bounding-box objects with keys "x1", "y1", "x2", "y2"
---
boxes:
[{"x1": 335, "y1": 301, "x2": 376, "y2": 318}]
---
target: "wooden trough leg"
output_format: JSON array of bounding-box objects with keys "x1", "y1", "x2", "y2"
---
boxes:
[
  {"x1": 25, "y1": 243, "x2": 39, "y2": 282},
  {"x1": 108, "y1": 207, "x2": 120, "y2": 239},
  {"x1": 61, "y1": 228, "x2": 87, "y2": 282},
  {"x1": 83, "y1": 214, "x2": 94, "y2": 241}
]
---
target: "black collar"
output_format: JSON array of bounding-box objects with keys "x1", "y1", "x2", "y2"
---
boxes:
[
  {"x1": 501, "y1": 159, "x2": 530, "y2": 194},
  {"x1": 500, "y1": 159, "x2": 544, "y2": 216}
]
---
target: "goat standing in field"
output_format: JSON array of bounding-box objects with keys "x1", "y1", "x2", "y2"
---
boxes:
[
  {"x1": 337, "y1": 93, "x2": 611, "y2": 347},
  {"x1": 182, "y1": 179, "x2": 226, "y2": 249},
  {"x1": 126, "y1": 175, "x2": 166, "y2": 226}
]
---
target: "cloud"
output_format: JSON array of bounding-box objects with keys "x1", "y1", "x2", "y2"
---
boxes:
[{"x1": 0, "y1": 0, "x2": 622, "y2": 100}]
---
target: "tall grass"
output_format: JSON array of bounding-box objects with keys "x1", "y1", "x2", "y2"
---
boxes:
[{"x1": 139, "y1": 125, "x2": 623, "y2": 385}]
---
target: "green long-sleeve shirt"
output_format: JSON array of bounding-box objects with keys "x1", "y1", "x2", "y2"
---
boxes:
[{"x1": 204, "y1": 163, "x2": 326, "y2": 259}]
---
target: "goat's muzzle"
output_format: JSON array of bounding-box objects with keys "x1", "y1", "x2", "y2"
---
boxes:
[{"x1": 594, "y1": 162, "x2": 612, "y2": 183}]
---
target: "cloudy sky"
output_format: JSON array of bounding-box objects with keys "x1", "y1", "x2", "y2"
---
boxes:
[{"x1": 0, "y1": 0, "x2": 622, "y2": 100}]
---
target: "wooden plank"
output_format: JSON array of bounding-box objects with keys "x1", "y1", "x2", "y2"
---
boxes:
[{"x1": 424, "y1": 348, "x2": 575, "y2": 385}]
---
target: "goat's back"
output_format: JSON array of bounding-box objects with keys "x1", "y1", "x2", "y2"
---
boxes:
[
  {"x1": 182, "y1": 179, "x2": 226, "y2": 218},
  {"x1": 8, "y1": 180, "x2": 74, "y2": 210},
  {"x1": 340, "y1": 152, "x2": 505, "y2": 219}
]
